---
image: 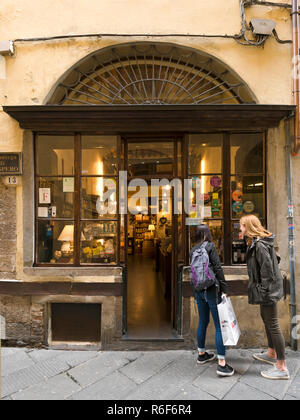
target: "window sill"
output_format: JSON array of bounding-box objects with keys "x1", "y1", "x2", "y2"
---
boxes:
[{"x1": 23, "y1": 266, "x2": 122, "y2": 278}]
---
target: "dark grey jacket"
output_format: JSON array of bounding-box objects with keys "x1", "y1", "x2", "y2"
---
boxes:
[
  {"x1": 246, "y1": 235, "x2": 284, "y2": 305},
  {"x1": 190, "y1": 241, "x2": 228, "y2": 294}
]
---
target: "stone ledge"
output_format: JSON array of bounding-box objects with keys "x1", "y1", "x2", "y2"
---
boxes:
[
  {"x1": 23, "y1": 266, "x2": 123, "y2": 277},
  {"x1": 0, "y1": 280, "x2": 122, "y2": 296}
]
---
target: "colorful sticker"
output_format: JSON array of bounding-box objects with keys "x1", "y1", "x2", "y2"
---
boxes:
[
  {"x1": 232, "y1": 201, "x2": 243, "y2": 213},
  {"x1": 210, "y1": 176, "x2": 222, "y2": 188},
  {"x1": 243, "y1": 201, "x2": 255, "y2": 213},
  {"x1": 232, "y1": 190, "x2": 243, "y2": 201}
]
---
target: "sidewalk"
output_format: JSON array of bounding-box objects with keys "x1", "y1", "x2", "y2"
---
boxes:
[{"x1": 1, "y1": 347, "x2": 299, "y2": 400}]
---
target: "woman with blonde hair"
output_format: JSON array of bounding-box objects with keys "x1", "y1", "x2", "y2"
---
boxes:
[{"x1": 240, "y1": 215, "x2": 289, "y2": 380}]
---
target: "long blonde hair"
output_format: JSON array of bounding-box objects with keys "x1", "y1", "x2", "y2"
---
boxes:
[{"x1": 240, "y1": 215, "x2": 272, "y2": 246}]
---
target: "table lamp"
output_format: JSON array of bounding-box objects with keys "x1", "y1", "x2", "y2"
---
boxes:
[
  {"x1": 148, "y1": 224, "x2": 155, "y2": 238},
  {"x1": 58, "y1": 225, "x2": 85, "y2": 256}
]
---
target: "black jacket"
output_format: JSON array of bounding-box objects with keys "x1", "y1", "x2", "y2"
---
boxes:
[
  {"x1": 190, "y1": 241, "x2": 228, "y2": 294},
  {"x1": 246, "y1": 235, "x2": 284, "y2": 305}
]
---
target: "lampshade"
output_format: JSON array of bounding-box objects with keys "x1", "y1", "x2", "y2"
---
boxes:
[
  {"x1": 148, "y1": 224, "x2": 155, "y2": 231},
  {"x1": 58, "y1": 225, "x2": 85, "y2": 241}
]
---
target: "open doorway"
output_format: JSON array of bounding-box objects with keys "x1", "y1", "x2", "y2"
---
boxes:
[{"x1": 124, "y1": 138, "x2": 181, "y2": 339}]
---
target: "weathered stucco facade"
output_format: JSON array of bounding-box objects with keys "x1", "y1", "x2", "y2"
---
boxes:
[{"x1": 0, "y1": 0, "x2": 299, "y2": 350}]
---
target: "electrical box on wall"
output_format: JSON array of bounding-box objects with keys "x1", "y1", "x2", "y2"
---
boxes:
[
  {"x1": 0, "y1": 40, "x2": 14, "y2": 56},
  {"x1": 250, "y1": 19, "x2": 276, "y2": 36}
]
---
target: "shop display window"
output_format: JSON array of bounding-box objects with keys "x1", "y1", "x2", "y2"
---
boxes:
[
  {"x1": 188, "y1": 132, "x2": 265, "y2": 265},
  {"x1": 35, "y1": 134, "x2": 119, "y2": 266},
  {"x1": 80, "y1": 221, "x2": 117, "y2": 264},
  {"x1": 37, "y1": 220, "x2": 74, "y2": 264},
  {"x1": 81, "y1": 136, "x2": 117, "y2": 175}
]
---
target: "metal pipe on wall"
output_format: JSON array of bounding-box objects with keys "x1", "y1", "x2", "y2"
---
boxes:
[
  {"x1": 292, "y1": 0, "x2": 300, "y2": 155},
  {"x1": 285, "y1": 119, "x2": 298, "y2": 351}
]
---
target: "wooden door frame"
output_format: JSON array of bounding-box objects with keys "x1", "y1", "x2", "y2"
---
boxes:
[{"x1": 121, "y1": 134, "x2": 184, "y2": 338}]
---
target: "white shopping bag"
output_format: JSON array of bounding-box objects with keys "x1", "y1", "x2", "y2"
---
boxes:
[{"x1": 217, "y1": 295, "x2": 241, "y2": 346}]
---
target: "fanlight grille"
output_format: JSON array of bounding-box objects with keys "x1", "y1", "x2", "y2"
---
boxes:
[{"x1": 47, "y1": 43, "x2": 256, "y2": 105}]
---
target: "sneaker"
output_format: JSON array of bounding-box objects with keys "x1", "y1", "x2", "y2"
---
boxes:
[
  {"x1": 261, "y1": 366, "x2": 290, "y2": 380},
  {"x1": 217, "y1": 363, "x2": 235, "y2": 377},
  {"x1": 197, "y1": 352, "x2": 216, "y2": 365},
  {"x1": 253, "y1": 351, "x2": 276, "y2": 365}
]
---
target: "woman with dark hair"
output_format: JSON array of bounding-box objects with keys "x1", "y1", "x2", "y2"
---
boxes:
[{"x1": 190, "y1": 224, "x2": 234, "y2": 377}]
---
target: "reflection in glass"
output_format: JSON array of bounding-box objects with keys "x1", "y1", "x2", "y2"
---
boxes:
[
  {"x1": 232, "y1": 222, "x2": 247, "y2": 264},
  {"x1": 81, "y1": 177, "x2": 117, "y2": 219},
  {"x1": 189, "y1": 134, "x2": 222, "y2": 174},
  {"x1": 37, "y1": 221, "x2": 74, "y2": 264},
  {"x1": 82, "y1": 136, "x2": 117, "y2": 175},
  {"x1": 231, "y1": 175, "x2": 264, "y2": 219},
  {"x1": 190, "y1": 176, "x2": 223, "y2": 219},
  {"x1": 128, "y1": 142, "x2": 174, "y2": 177},
  {"x1": 231, "y1": 133, "x2": 263, "y2": 174},
  {"x1": 37, "y1": 177, "x2": 74, "y2": 219},
  {"x1": 36, "y1": 136, "x2": 74, "y2": 176},
  {"x1": 190, "y1": 220, "x2": 223, "y2": 263},
  {"x1": 81, "y1": 221, "x2": 117, "y2": 264}
]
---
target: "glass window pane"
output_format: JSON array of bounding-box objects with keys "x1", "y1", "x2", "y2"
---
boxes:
[
  {"x1": 190, "y1": 176, "x2": 223, "y2": 219},
  {"x1": 128, "y1": 142, "x2": 174, "y2": 177},
  {"x1": 232, "y1": 221, "x2": 247, "y2": 264},
  {"x1": 37, "y1": 177, "x2": 74, "y2": 218},
  {"x1": 81, "y1": 136, "x2": 117, "y2": 175},
  {"x1": 231, "y1": 133, "x2": 263, "y2": 174},
  {"x1": 81, "y1": 221, "x2": 117, "y2": 264},
  {"x1": 36, "y1": 135, "x2": 74, "y2": 176},
  {"x1": 81, "y1": 177, "x2": 117, "y2": 219},
  {"x1": 189, "y1": 134, "x2": 222, "y2": 174},
  {"x1": 189, "y1": 220, "x2": 223, "y2": 263},
  {"x1": 231, "y1": 175, "x2": 264, "y2": 219},
  {"x1": 37, "y1": 220, "x2": 74, "y2": 264}
]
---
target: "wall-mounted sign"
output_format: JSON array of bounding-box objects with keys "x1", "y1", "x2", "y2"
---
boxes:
[
  {"x1": 0, "y1": 152, "x2": 22, "y2": 175},
  {"x1": 4, "y1": 175, "x2": 20, "y2": 186}
]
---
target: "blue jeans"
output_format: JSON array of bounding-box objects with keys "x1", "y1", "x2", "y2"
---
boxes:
[{"x1": 195, "y1": 288, "x2": 226, "y2": 360}]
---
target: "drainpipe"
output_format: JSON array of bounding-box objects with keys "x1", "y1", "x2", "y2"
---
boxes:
[
  {"x1": 285, "y1": 119, "x2": 298, "y2": 351},
  {"x1": 292, "y1": 0, "x2": 300, "y2": 156}
]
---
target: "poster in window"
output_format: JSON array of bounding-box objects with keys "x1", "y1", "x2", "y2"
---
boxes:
[{"x1": 39, "y1": 188, "x2": 51, "y2": 204}]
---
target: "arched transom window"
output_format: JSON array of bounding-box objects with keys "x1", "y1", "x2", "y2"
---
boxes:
[{"x1": 47, "y1": 42, "x2": 256, "y2": 105}]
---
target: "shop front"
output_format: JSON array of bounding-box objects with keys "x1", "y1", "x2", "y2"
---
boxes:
[{"x1": 1, "y1": 42, "x2": 295, "y2": 349}]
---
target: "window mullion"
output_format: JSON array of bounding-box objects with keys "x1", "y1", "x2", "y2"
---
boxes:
[
  {"x1": 74, "y1": 133, "x2": 81, "y2": 266},
  {"x1": 223, "y1": 133, "x2": 231, "y2": 266}
]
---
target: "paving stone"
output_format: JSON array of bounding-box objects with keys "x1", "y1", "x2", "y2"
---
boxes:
[
  {"x1": 1, "y1": 358, "x2": 70, "y2": 398},
  {"x1": 0, "y1": 347, "x2": 26, "y2": 357},
  {"x1": 71, "y1": 371, "x2": 137, "y2": 400},
  {"x1": 225, "y1": 349, "x2": 254, "y2": 375},
  {"x1": 119, "y1": 350, "x2": 183, "y2": 384},
  {"x1": 1, "y1": 350, "x2": 35, "y2": 377},
  {"x1": 124, "y1": 352, "x2": 206, "y2": 400},
  {"x1": 68, "y1": 352, "x2": 132, "y2": 387},
  {"x1": 192, "y1": 363, "x2": 240, "y2": 400},
  {"x1": 223, "y1": 381, "x2": 276, "y2": 400},
  {"x1": 26, "y1": 349, "x2": 67, "y2": 362},
  {"x1": 283, "y1": 394, "x2": 298, "y2": 400},
  {"x1": 11, "y1": 373, "x2": 81, "y2": 400},
  {"x1": 172, "y1": 384, "x2": 217, "y2": 400},
  {"x1": 285, "y1": 366, "x2": 300, "y2": 400},
  {"x1": 239, "y1": 356, "x2": 299, "y2": 400}
]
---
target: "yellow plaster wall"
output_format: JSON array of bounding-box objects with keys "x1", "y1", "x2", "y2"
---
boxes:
[{"x1": 0, "y1": 0, "x2": 296, "y2": 279}]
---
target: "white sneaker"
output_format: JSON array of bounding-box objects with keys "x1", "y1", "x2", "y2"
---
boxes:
[{"x1": 261, "y1": 366, "x2": 290, "y2": 380}]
